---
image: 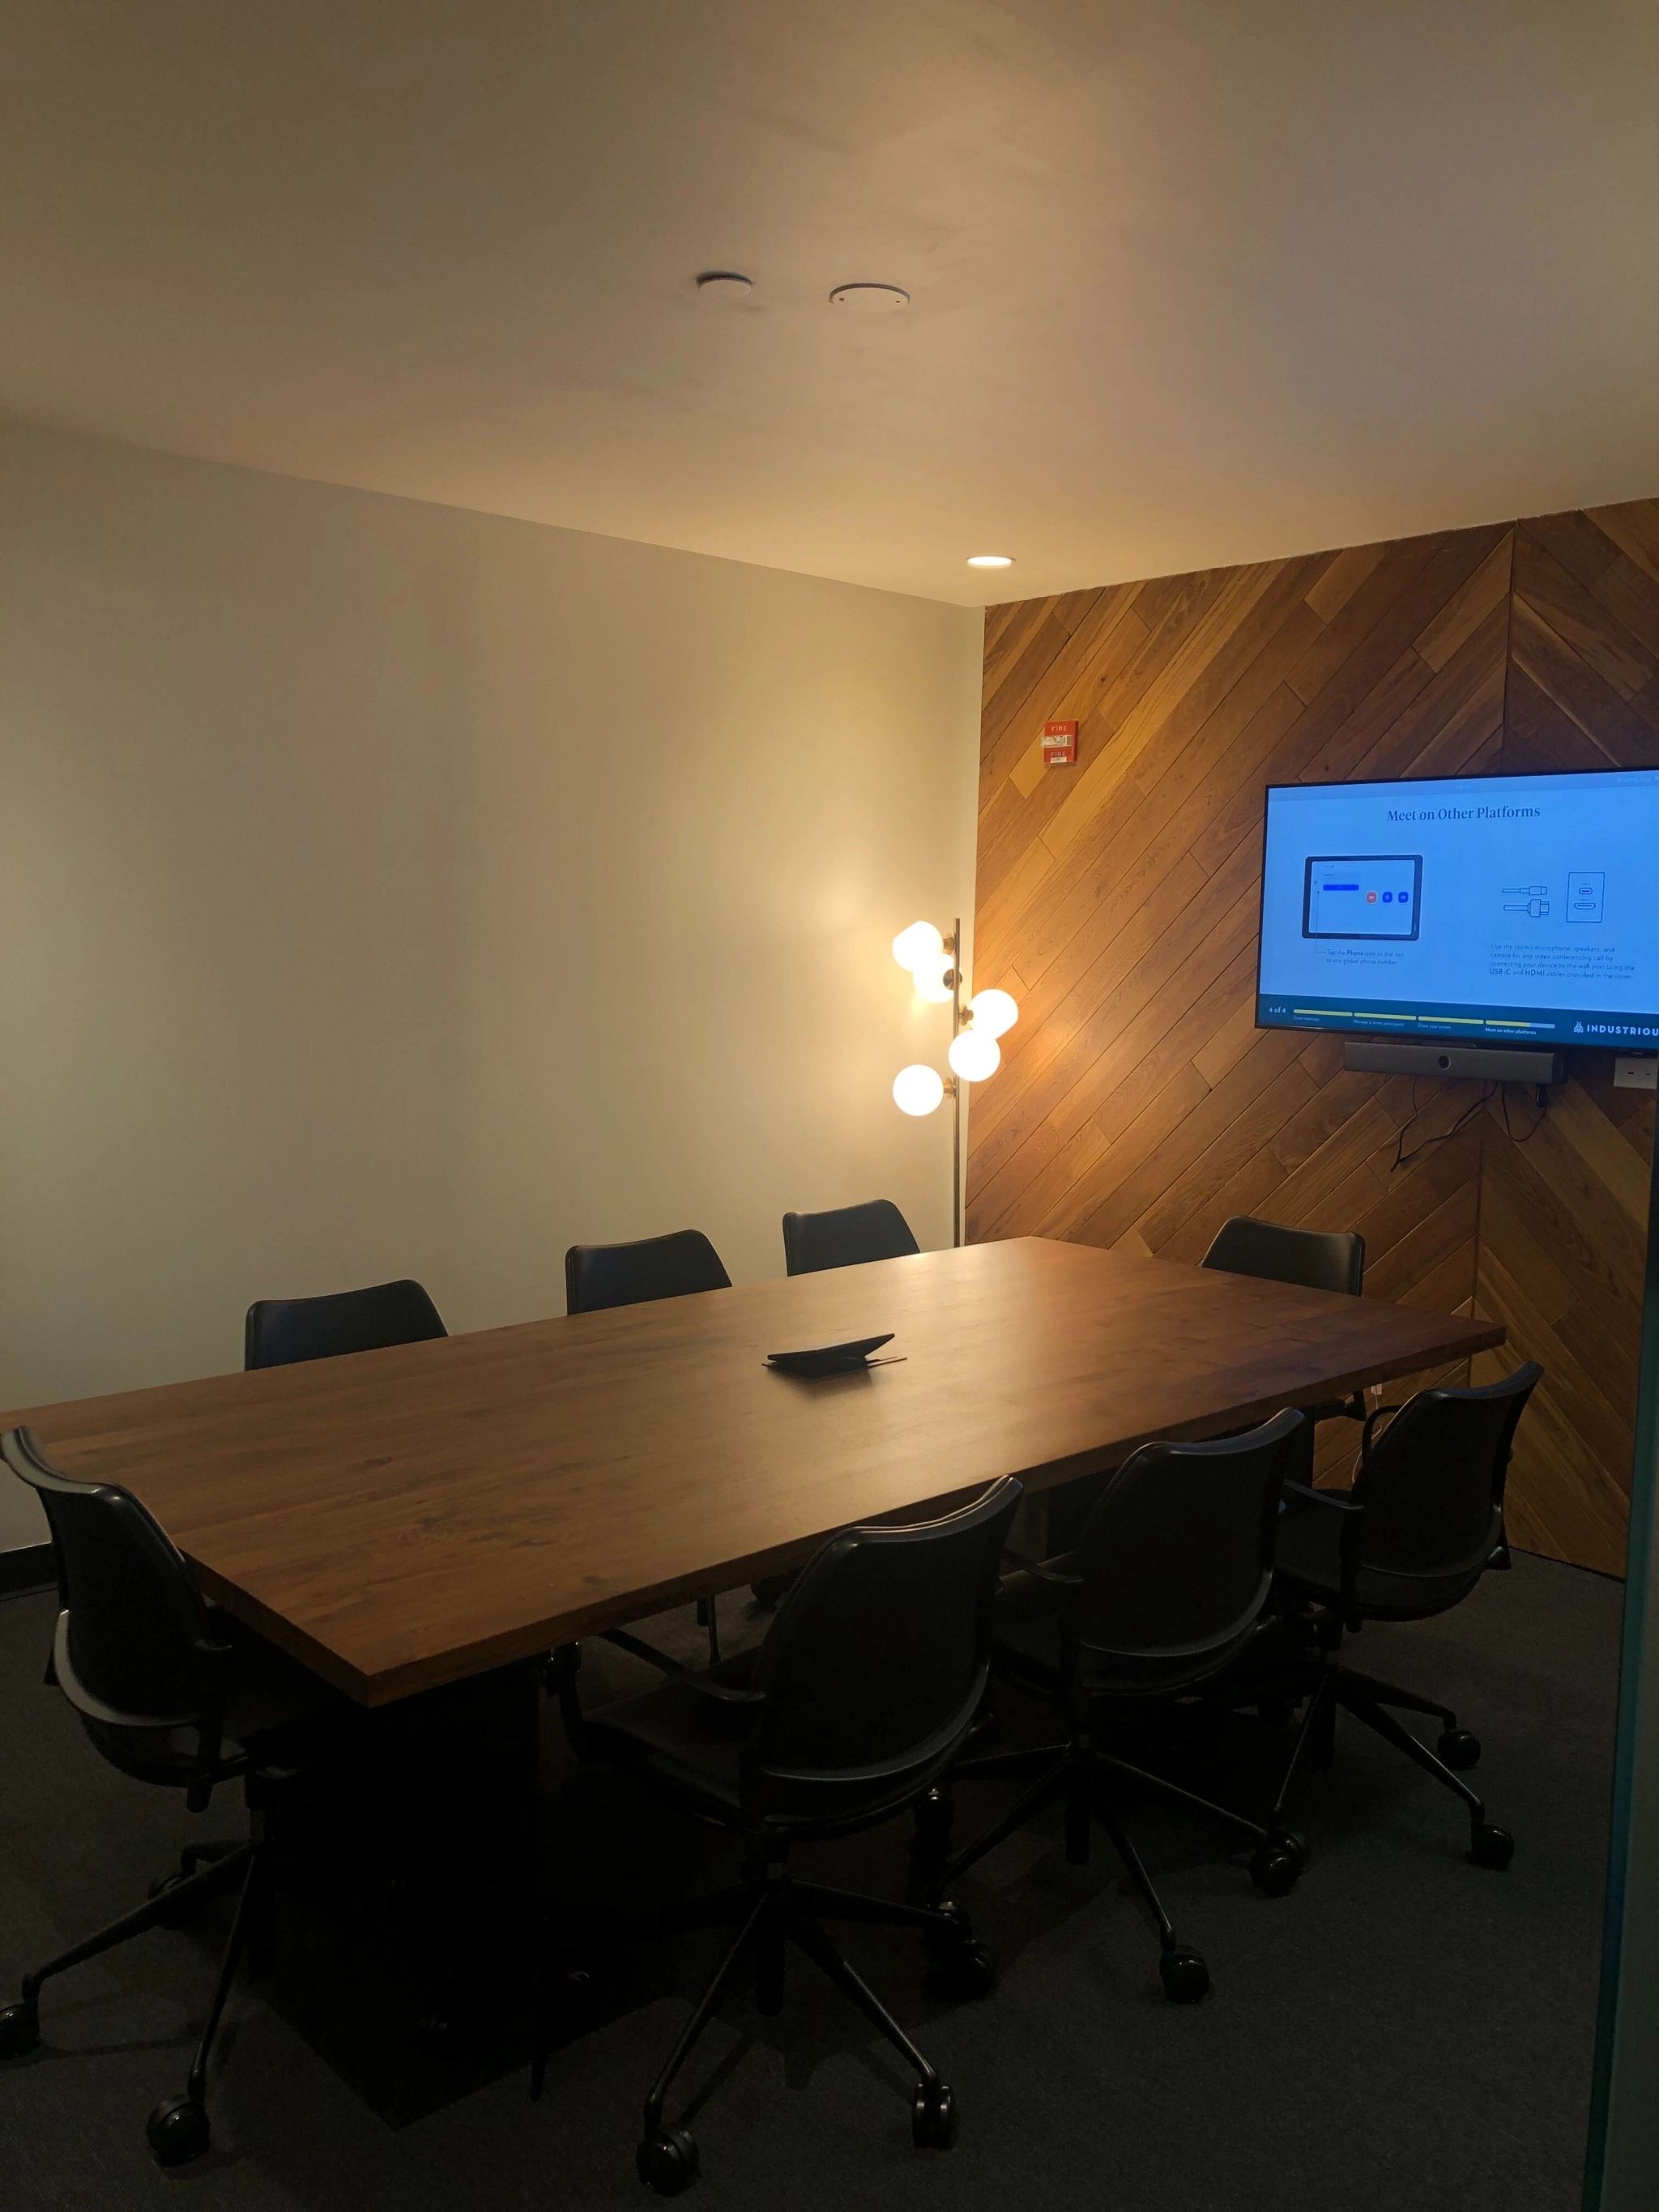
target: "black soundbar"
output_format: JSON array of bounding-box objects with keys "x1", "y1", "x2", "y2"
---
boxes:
[{"x1": 1343, "y1": 1039, "x2": 1564, "y2": 1084}]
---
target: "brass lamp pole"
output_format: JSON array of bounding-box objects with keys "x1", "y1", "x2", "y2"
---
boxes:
[{"x1": 891, "y1": 916, "x2": 1017, "y2": 1251}]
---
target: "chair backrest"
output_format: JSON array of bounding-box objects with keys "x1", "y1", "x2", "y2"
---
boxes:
[
  {"x1": 1354, "y1": 1362, "x2": 1541, "y2": 1586},
  {"x1": 1069, "y1": 1409, "x2": 1308, "y2": 1689},
  {"x1": 781, "y1": 1200, "x2": 921, "y2": 1276},
  {"x1": 245, "y1": 1277, "x2": 447, "y2": 1370},
  {"x1": 1201, "y1": 1215, "x2": 1364, "y2": 1298},
  {"x1": 748, "y1": 1476, "x2": 1022, "y2": 1811},
  {"x1": 564, "y1": 1230, "x2": 732, "y2": 1315},
  {"x1": 2, "y1": 1426, "x2": 213, "y2": 1730}
]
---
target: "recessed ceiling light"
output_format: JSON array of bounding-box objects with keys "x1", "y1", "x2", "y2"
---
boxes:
[
  {"x1": 966, "y1": 554, "x2": 1014, "y2": 569},
  {"x1": 829, "y1": 283, "x2": 910, "y2": 313},
  {"x1": 696, "y1": 271, "x2": 753, "y2": 300}
]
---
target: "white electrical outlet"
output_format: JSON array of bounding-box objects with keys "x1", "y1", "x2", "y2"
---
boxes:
[{"x1": 1614, "y1": 1055, "x2": 1657, "y2": 1090}]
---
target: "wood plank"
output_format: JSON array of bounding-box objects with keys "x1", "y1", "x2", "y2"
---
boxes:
[
  {"x1": 1513, "y1": 526, "x2": 1657, "y2": 697},
  {"x1": 1415, "y1": 533, "x2": 1514, "y2": 673}
]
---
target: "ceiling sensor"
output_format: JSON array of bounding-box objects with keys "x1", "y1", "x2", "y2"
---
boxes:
[
  {"x1": 696, "y1": 271, "x2": 753, "y2": 300},
  {"x1": 967, "y1": 554, "x2": 1014, "y2": 569},
  {"x1": 830, "y1": 283, "x2": 910, "y2": 312}
]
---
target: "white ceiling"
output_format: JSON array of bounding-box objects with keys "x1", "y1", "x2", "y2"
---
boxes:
[{"x1": 6, "y1": 0, "x2": 1658, "y2": 606}]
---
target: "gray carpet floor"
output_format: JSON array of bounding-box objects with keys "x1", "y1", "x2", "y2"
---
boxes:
[{"x1": 0, "y1": 1552, "x2": 1621, "y2": 2212}]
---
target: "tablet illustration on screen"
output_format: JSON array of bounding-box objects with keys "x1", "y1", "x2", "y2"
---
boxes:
[{"x1": 1302, "y1": 855, "x2": 1422, "y2": 940}]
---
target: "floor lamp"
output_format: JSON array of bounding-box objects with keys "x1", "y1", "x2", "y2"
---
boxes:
[{"x1": 891, "y1": 918, "x2": 1018, "y2": 1247}]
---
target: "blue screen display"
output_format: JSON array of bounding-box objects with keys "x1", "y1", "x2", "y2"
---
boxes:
[{"x1": 1256, "y1": 769, "x2": 1659, "y2": 1047}]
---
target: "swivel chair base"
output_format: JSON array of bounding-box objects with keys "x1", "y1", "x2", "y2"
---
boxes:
[
  {"x1": 1277, "y1": 1659, "x2": 1515, "y2": 1869},
  {"x1": 0, "y1": 1834, "x2": 279, "y2": 2165},
  {"x1": 534, "y1": 1852, "x2": 987, "y2": 2193},
  {"x1": 932, "y1": 1733, "x2": 1311, "y2": 2001}
]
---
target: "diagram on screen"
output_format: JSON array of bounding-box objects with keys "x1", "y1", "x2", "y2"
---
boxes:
[
  {"x1": 1503, "y1": 884, "x2": 1550, "y2": 918},
  {"x1": 1302, "y1": 855, "x2": 1422, "y2": 940},
  {"x1": 1568, "y1": 870, "x2": 1605, "y2": 923}
]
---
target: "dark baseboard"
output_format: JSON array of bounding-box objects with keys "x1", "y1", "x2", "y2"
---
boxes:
[{"x1": 0, "y1": 1544, "x2": 53, "y2": 1598}]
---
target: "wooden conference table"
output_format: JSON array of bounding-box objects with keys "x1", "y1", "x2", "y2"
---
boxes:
[{"x1": 1, "y1": 1238, "x2": 1503, "y2": 1708}]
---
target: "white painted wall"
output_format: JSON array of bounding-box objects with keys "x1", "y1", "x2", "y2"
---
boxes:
[{"x1": 0, "y1": 423, "x2": 982, "y2": 1550}]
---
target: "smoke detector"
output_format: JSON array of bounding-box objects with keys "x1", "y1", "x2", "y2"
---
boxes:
[
  {"x1": 830, "y1": 283, "x2": 910, "y2": 313},
  {"x1": 696, "y1": 271, "x2": 753, "y2": 301}
]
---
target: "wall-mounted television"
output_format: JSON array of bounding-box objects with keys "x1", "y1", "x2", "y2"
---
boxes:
[{"x1": 1256, "y1": 765, "x2": 1659, "y2": 1051}]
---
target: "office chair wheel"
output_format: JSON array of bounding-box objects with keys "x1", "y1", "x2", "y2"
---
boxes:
[
  {"x1": 1438, "y1": 1728, "x2": 1481, "y2": 1771},
  {"x1": 1470, "y1": 1822, "x2": 1515, "y2": 1871},
  {"x1": 0, "y1": 1998, "x2": 40, "y2": 2059},
  {"x1": 1248, "y1": 1829, "x2": 1307, "y2": 1898},
  {"x1": 913, "y1": 1787, "x2": 954, "y2": 1852},
  {"x1": 147, "y1": 2093, "x2": 211, "y2": 2166},
  {"x1": 1159, "y1": 1947, "x2": 1210, "y2": 2004},
  {"x1": 637, "y1": 2123, "x2": 699, "y2": 2194},
  {"x1": 923, "y1": 1899, "x2": 972, "y2": 1954},
  {"x1": 929, "y1": 1938, "x2": 997, "y2": 2001},
  {"x1": 911, "y1": 2081, "x2": 959, "y2": 2150}
]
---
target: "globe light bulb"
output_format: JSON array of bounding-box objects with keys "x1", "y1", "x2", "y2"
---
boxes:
[
  {"x1": 893, "y1": 1063, "x2": 945, "y2": 1116},
  {"x1": 969, "y1": 987, "x2": 1019, "y2": 1040},
  {"x1": 948, "y1": 1029, "x2": 1001, "y2": 1081},
  {"x1": 911, "y1": 956, "x2": 954, "y2": 1004},
  {"x1": 892, "y1": 920, "x2": 945, "y2": 974}
]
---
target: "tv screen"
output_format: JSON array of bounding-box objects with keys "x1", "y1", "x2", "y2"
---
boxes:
[{"x1": 1256, "y1": 766, "x2": 1659, "y2": 1050}]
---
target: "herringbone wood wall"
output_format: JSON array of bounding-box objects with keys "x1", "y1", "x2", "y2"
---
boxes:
[
  {"x1": 1467, "y1": 505, "x2": 1659, "y2": 1571},
  {"x1": 968, "y1": 502, "x2": 1657, "y2": 1575}
]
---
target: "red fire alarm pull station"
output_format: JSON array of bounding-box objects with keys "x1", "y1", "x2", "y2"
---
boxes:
[{"x1": 1043, "y1": 719, "x2": 1078, "y2": 767}]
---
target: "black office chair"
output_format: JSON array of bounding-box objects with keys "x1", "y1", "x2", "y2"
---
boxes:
[
  {"x1": 542, "y1": 1475, "x2": 1023, "y2": 2194},
  {"x1": 245, "y1": 1276, "x2": 447, "y2": 1369},
  {"x1": 781, "y1": 1199, "x2": 920, "y2": 1276},
  {"x1": 564, "y1": 1230, "x2": 731, "y2": 1315},
  {"x1": 565, "y1": 1230, "x2": 733, "y2": 1658},
  {"x1": 1202, "y1": 1213, "x2": 1366, "y2": 1424},
  {"x1": 1201, "y1": 1214, "x2": 1364, "y2": 1297},
  {"x1": 0, "y1": 1426, "x2": 336, "y2": 2166},
  {"x1": 928, "y1": 1409, "x2": 1311, "y2": 2004},
  {"x1": 1265, "y1": 1362, "x2": 1542, "y2": 1870}
]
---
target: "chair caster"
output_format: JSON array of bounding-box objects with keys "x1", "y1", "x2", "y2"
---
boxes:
[
  {"x1": 637, "y1": 2123, "x2": 699, "y2": 2194},
  {"x1": 1470, "y1": 1822, "x2": 1514, "y2": 1871},
  {"x1": 147, "y1": 2093, "x2": 211, "y2": 2167},
  {"x1": 0, "y1": 1998, "x2": 40, "y2": 2060},
  {"x1": 913, "y1": 1787, "x2": 954, "y2": 1853},
  {"x1": 928, "y1": 1938, "x2": 997, "y2": 2001},
  {"x1": 911, "y1": 2081, "x2": 959, "y2": 2150},
  {"x1": 923, "y1": 1899, "x2": 972, "y2": 1954},
  {"x1": 1159, "y1": 1946, "x2": 1210, "y2": 2004},
  {"x1": 1439, "y1": 1728, "x2": 1481, "y2": 1771},
  {"x1": 1248, "y1": 1829, "x2": 1307, "y2": 1898}
]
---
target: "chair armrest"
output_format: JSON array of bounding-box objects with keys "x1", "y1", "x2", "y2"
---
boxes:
[
  {"x1": 600, "y1": 1628, "x2": 764, "y2": 1706},
  {"x1": 1279, "y1": 1485, "x2": 1366, "y2": 1634},
  {"x1": 1282, "y1": 1481, "x2": 1361, "y2": 1514},
  {"x1": 186, "y1": 1631, "x2": 239, "y2": 1811},
  {"x1": 1360, "y1": 1404, "x2": 1405, "y2": 1466},
  {"x1": 1000, "y1": 1546, "x2": 1084, "y2": 1589}
]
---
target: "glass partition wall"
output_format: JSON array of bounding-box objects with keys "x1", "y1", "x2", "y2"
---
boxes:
[{"x1": 1585, "y1": 1129, "x2": 1659, "y2": 2209}]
